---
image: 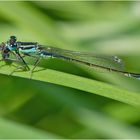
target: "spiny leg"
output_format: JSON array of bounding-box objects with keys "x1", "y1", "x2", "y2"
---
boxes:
[
  {"x1": 7, "y1": 51, "x2": 30, "y2": 75},
  {"x1": 9, "y1": 65, "x2": 28, "y2": 75},
  {"x1": 21, "y1": 53, "x2": 42, "y2": 79},
  {"x1": 0, "y1": 59, "x2": 25, "y2": 75},
  {"x1": 30, "y1": 57, "x2": 41, "y2": 79},
  {"x1": 9, "y1": 59, "x2": 30, "y2": 76},
  {"x1": 16, "y1": 52, "x2": 30, "y2": 70},
  {"x1": 7, "y1": 58, "x2": 30, "y2": 76},
  {"x1": 0, "y1": 49, "x2": 30, "y2": 75}
]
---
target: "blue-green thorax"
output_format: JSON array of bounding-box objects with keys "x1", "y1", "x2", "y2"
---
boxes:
[
  {"x1": 19, "y1": 47, "x2": 37, "y2": 54},
  {"x1": 6, "y1": 42, "x2": 17, "y2": 51}
]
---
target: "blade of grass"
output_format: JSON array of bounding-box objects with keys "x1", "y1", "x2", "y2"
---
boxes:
[
  {"x1": 0, "y1": 62, "x2": 140, "y2": 108},
  {"x1": 75, "y1": 108, "x2": 140, "y2": 139},
  {"x1": 0, "y1": 117, "x2": 62, "y2": 139},
  {"x1": 104, "y1": 103, "x2": 140, "y2": 123}
]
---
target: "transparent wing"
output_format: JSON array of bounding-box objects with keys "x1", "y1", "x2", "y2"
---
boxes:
[{"x1": 39, "y1": 45, "x2": 125, "y2": 71}]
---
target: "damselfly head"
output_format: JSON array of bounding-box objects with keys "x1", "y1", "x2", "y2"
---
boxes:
[
  {"x1": 10, "y1": 35, "x2": 17, "y2": 41},
  {"x1": 9, "y1": 35, "x2": 17, "y2": 45}
]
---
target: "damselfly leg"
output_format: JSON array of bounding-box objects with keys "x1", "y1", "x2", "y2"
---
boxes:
[
  {"x1": 0, "y1": 48, "x2": 30, "y2": 76},
  {"x1": 22, "y1": 53, "x2": 42, "y2": 79},
  {"x1": 15, "y1": 51, "x2": 30, "y2": 71}
]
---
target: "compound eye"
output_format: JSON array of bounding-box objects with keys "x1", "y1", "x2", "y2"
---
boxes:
[{"x1": 10, "y1": 36, "x2": 17, "y2": 41}]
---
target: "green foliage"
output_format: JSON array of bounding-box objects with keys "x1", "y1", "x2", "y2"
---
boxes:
[{"x1": 0, "y1": 1, "x2": 140, "y2": 139}]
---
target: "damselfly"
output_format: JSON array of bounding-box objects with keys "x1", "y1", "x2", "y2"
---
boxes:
[{"x1": 0, "y1": 36, "x2": 140, "y2": 80}]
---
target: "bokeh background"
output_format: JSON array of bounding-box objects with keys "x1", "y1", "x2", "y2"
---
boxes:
[{"x1": 0, "y1": 1, "x2": 140, "y2": 139}]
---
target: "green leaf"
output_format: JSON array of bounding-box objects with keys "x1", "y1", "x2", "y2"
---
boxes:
[
  {"x1": 75, "y1": 109, "x2": 140, "y2": 139},
  {"x1": 0, "y1": 117, "x2": 62, "y2": 139},
  {"x1": 0, "y1": 62, "x2": 140, "y2": 108}
]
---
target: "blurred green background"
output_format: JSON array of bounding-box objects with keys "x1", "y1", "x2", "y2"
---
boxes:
[{"x1": 0, "y1": 1, "x2": 140, "y2": 139}]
